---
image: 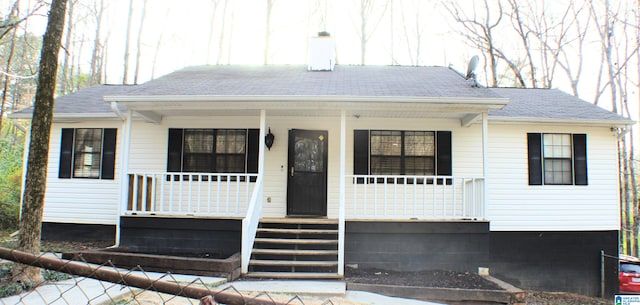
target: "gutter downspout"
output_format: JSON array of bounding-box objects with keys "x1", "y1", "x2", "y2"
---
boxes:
[{"x1": 110, "y1": 101, "x2": 127, "y2": 120}]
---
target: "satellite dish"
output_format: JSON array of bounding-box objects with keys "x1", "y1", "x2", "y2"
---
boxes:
[{"x1": 466, "y1": 55, "x2": 479, "y2": 80}]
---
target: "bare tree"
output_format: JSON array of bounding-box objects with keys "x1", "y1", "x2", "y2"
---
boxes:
[
  {"x1": 133, "y1": 0, "x2": 148, "y2": 84},
  {"x1": 122, "y1": 0, "x2": 134, "y2": 84},
  {"x1": 0, "y1": 0, "x2": 46, "y2": 41},
  {"x1": 13, "y1": 0, "x2": 68, "y2": 284},
  {"x1": 89, "y1": 0, "x2": 105, "y2": 85},
  {"x1": 355, "y1": 0, "x2": 388, "y2": 65},
  {"x1": 398, "y1": 1, "x2": 429, "y2": 66},
  {"x1": 205, "y1": 0, "x2": 222, "y2": 65},
  {"x1": 59, "y1": 0, "x2": 78, "y2": 94},
  {"x1": 215, "y1": 0, "x2": 229, "y2": 65},
  {"x1": 444, "y1": 0, "x2": 504, "y2": 87},
  {"x1": 264, "y1": 0, "x2": 275, "y2": 64},
  {"x1": 0, "y1": 3, "x2": 20, "y2": 139},
  {"x1": 506, "y1": 0, "x2": 536, "y2": 87},
  {"x1": 151, "y1": 5, "x2": 171, "y2": 79}
]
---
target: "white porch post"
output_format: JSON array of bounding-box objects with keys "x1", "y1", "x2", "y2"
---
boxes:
[
  {"x1": 482, "y1": 111, "x2": 489, "y2": 220},
  {"x1": 116, "y1": 110, "x2": 133, "y2": 246},
  {"x1": 338, "y1": 110, "x2": 346, "y2": 276},
  {"x1": 241, "y1": 110, "x2": 267, "y2": 274},
  {"x1": 258, "y1": 111, "x2": 267, "y2": 174}
]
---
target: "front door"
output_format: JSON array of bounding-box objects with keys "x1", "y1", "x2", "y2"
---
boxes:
[{"x1": 287, "y1": 129, "x2": 328, "y2": 217}]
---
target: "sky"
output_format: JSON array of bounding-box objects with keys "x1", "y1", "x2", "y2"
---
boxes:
[{"x1": 5, "y1": 0, "x2": 639, "y2": 115}]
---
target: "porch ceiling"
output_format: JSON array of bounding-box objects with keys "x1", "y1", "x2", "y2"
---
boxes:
[
  {"x1": 112, "y1": 96, "x2": 507, "y2": 125},
  {"x1": 131, "y1": 108, "x2": 472, "y2": 119}
]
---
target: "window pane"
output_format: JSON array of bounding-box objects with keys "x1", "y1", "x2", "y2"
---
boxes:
[
  {"x1": 73, "y1": 129, "x2": 102, "y2": 178},
  {"x1": 405, "y1": 156, "x2": 435, "y2": 175},
  {"x1": 217, "y1": 155, "x2": 245, "y2": 173},
  {"x1": 294, "y1": 136, "x2": 324, "y2": 173},
  {"x1": 544, "y1": 159, "x2": 572, "y2": 185},
  {"x1": 216, "y1": 130, "x2": 246, "y2": 154},
  {"x1": 543, "y1": 134, "x2": 571, "y2": 158},
  {"x1": 371, "y1": 131, "x2": 401, "y2": 156},
  {"x1": 371, "y1": 156, "x2": 401, "y2": 175},
  {"x1": 184, "y1": 129, "x2": 214, "y2": 153},
  {"x1": 405, "y1": 131, "x2": 434, "y2": 156}
]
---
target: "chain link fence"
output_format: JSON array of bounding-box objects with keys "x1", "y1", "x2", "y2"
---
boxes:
[{"x1": 0, "y1": 247, "x2": 352, "y2": 305}]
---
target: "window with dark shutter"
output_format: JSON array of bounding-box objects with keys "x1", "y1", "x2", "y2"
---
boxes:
[
  {"x1": 353, "y1": 129, "x2": 452, "y2": 183},
  {"x1": 527, "y1": 133, "x2": 587, "y2": 186},
  {"x1": 58, "y1": 128, "x2": 75, "y2": 178},
  {"x1": 59, "y1": 128, "x2": 117, "y2": 180},
  {"x1": 166, "y1": 128, "x2": 259, "y2": 179},
  {"x1": 101, "y1": 128, "x2": 117, "y2": 179},
  {"x1": 527, "y1": 133, "x2": 543, "y2": 185},
  {"x1": 573, "y1": 134, "x2": 588, "y2": 185}
]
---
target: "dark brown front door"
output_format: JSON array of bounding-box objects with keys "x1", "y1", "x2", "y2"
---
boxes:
[{"x1": 287, "y1": 129, "x2": 328, "y2": 216}]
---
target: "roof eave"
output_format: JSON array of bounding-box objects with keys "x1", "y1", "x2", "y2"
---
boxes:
[
  {"x1": 8, "y1": 112, "x2": 122, "y2": 121},
  {"x1": 105, "y1": 95, "x2": 510, "y2": 109},
  {"x1": 490, "y1": 116, "x2": 635, "y2": 127}
]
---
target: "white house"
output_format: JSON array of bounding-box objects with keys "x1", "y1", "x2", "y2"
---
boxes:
[{"x1": 10, "y1": 58, "x2": 631, "y2": 297}]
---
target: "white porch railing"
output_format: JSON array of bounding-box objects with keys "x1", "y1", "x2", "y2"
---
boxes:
[
  {"x1": 241, "y1": 175, "x2": 264, "y2": 273},
  {"x1": 126, "y1": 172, "x2": 258, "y2": 217},
  {"x1": 345, "y1": 175, "x2": 485, "y2": 220}
]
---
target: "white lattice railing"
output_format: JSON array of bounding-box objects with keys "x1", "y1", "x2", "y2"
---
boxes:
[
  {"x1": 345, "y1": 175, "x2": 485, "y2": 220},
  {"x1": 126, "y1": 172, "x2": 258, "y2": 217}
]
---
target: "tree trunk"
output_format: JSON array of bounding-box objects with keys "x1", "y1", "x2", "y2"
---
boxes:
[
  {"x1": 216, "y1": 0, "x2": 229, "y2": 65},
  {"x1": 12, "y1": 0, "x2": 68, "y2": 285},
  {"x1": 0, "y1": 23, "x2": 18, "y2": 142},
  {"x1": 122, "y1": 0, "x2": 134, "y2": 84},
  {"x1": 264, "y1": 0, "x2": 274, "y2": 65},
  {"x1": 89, "y1": 0, "x2": 105, "y2": 86},
  {"x1": 133, "y1": 0, "x2": 148, "y2": 85},
  {"x1": 60, "y1": 0, "x2": 76, "y2": 94}
]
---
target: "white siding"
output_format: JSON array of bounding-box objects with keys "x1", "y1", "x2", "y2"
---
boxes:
[
  {"x1": 43, "y1": 122, "x2": 122, "y2": 225},
  {"x1": 487, "y1": 124, "x2": 620, "y2": 231},
  {"x1": 126, "y1": 116, "x2": 474, "y2": 219},
  {"x1": 42, "y1": 115, "x2": 621, "y2": 233}
]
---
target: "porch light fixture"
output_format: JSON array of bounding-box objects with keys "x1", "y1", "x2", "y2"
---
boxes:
[{"x1": 265, "y1": 128, "x2": 275, "y2": 150}]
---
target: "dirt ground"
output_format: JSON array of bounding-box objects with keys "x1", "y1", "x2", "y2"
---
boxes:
[
  {"x1": 2, "y1": 240, "x2": 612, "y2": 305},
  {"x1": 345, "y1": 268, "x2": 609, "y2": 305},
  {"x1": 345, "y1": 268, "x2": 503, "y2": 290}
]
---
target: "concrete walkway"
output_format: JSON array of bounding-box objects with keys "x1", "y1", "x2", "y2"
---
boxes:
[{"x1": 0, "y1": 273, "x2": 444, "y2": 305}]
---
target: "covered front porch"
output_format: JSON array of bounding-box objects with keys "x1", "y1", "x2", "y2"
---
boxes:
[{"x1": 110, "y1": 96, "x2": 504, "y2": 277}]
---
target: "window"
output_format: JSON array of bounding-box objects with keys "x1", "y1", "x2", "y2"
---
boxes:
[
  {"x1": 354, "y1": 130, "x2": 451, "y2": 178},
  {"x1": 369, "y1": 131, "x2": 435, "y2": 175},
  {"x1": 58, "y1": 128, "x2": 117, "y2": 179},
  {"x1": 527, "y1": 133, "x2": 587, "y2": 185},
  {"x1": 167, "y1": 128, "x2": 259, "y2": 174}
]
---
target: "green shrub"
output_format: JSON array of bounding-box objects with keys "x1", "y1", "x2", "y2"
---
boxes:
[{"x1": 0, "y1": 125, "x2": 23, "y2": 231}]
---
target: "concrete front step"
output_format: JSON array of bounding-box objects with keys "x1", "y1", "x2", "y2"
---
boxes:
[
  {"x1": 257, "y1": 228, "x2": 338, "y2": 235},
  {"x1": 254, "y1": 237, "x2": 338, "y2": 245},
  {"x1": 250, "y1": 259, "x2": 339, "y2": 267},
  {"x1": 245, "y1": 272, "x2": 343, "y2": 279},
  {"x1": 260, "y1": 218, "x2": 338, "y2": 225},
  {"x1": 252, "y1": 248, "x2": 338, "y2": 256}
]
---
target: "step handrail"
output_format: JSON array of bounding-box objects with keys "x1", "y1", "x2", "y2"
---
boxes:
[{"x1": 241, "y1": 175, "x2": 264, "y2": 274}]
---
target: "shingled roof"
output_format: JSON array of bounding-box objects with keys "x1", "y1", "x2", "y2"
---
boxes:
[
  {"x1": 489, "y1": 87, "x2": 630, "y2": 123},
  {"x1": 123, "y1": 65, "x2": 501, "y2": 99},
  {"x1": 9, "y1": 65, "x2": 632, "y2": 126}
]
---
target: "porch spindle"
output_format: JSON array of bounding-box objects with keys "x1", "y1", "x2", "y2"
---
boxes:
[
  {"x1": 235, "y1": 175, "x2": 241, "y2": 214},
  {"x1": 452, "y1": 178, "x2": 457, "y2": 217},
  {"x1": 216, "y1": 175, "x2": 221, "y2": 213},
  {"x1": 207, "y1": 174, "x2": 212, "y2": 214},
  {"x1": 226, "y1": 176, "x2": 231, "y2": 213},
  {"x1": 160, "y1": 174, "x2": 165, "y2": 213},
  {"x1": 373, "y1": 176, "x2": 378, "y2": 216}
]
